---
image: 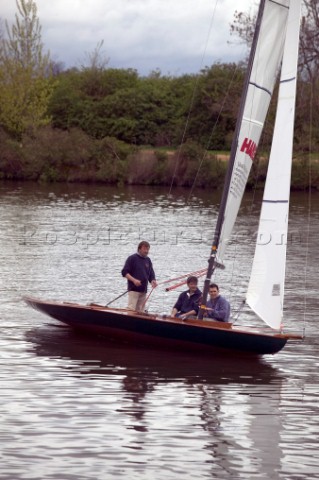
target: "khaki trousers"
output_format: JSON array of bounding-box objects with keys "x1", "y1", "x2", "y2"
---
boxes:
[{"x1": 127, "y1": 291, "x2": 147, "y2": 311}]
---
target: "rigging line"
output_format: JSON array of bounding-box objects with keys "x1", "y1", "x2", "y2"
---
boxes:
[
  {"x1": 168, "y1": 0, "x2": 220, "y2": 196},
  {"x1": 227, "y1": 238, "x2": 251, "y2": 322},
  {"x1": 231, "y1": 300, "x2": 246, "y2": 326},
  {"x1": 165, "y1": 271, "x2": 207, "y2": 292},
  {"x1": 158, "y1": 268, "x2": 207, "y2": 286},
  {"x1": 186, "y1": 62, "x2": 241, "y2": 204},
  {"x1": 141, "y1": 287, "x2": 156, "y2": 311},
  {"x1": 105, "y1": 290, "x2": 128, "y2": 306},
  {"x1": 245, "y1": 1, "x2": 269, "y2": 215},
  {"x1": 228, "y1": 233, "x2": 241, "y2": 307},
  {"x1": 302, "y1": 80, "x2": 313, "y2": 334}
]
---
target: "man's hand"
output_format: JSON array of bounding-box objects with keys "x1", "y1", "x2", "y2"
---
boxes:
[{"x1": 125, "y1": 273, "x2": 141, "y2": 287}]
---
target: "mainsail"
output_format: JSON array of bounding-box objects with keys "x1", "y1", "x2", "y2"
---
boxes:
[
  {"x1": 246, "y1": 0, "x2": 302, "y2": 329},
  {"x1": 217, "y1": 0, "x2": 291, "y2": 264},
  {"x1": 200, "y1": 0, "x2": 292, "y2": 316}
]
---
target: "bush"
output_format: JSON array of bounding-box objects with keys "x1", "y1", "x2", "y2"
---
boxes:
[{"x1": 0, "y1": 126, "x2": 135, "y2": 183}]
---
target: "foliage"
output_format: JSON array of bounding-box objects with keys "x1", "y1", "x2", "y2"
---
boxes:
[
  {"x1": 230, "y1": 0, "x2": 319, "y2": 81},
  {"x1": 300, "y1": 1, "x2": 319, "y2": 82},
  {"x1": 230, "y1": 7, "x2": 255, "y2": 48},
  {"x1": 0, "y1": 126, "x2": 135, "y2": 183},
  {"x1": 229, "y1": 1, "x2": 319, "y2": 156},
  {"x1": 47, "y1": 63, "x2": 244, "y2": 151},
  {"x1": 0, "y1": 0, "x2": 55, "y2": 138},
  {"x1": 185, "y1": 64, "x2": 245, "y2": 150},
  {"x1": 94, "y1": 136, "x2": 133, "y2": 184},
  {"x1": 0, "y1": 0, "x2": 318, "y2": 189},
  {"x1": 168, "y1": 141, "x2": 226, "y2": 188},
  {"x1": 81, "y1": 39, "x2": 109, "y2": 72}
]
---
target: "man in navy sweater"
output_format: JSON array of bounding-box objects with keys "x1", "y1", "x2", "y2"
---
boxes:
[
  {"x1": 205, "y1": 283, "x2": 230, "y2": 322},
  {"x1": 171, "y1": 276, "x2": 202, "y2": 320},
  {"x1": 122, "y1": 241, "x2": 157, "y2": 311}
]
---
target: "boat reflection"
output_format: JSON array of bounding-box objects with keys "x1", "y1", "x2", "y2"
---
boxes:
[
  {"x1": 25, "y1": 324, "x2": 283, "y2": 386},
  {"x1": 25, "y1": 324, "x2": 285, "y2": 477}
]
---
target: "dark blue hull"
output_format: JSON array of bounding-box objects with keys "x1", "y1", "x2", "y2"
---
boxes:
[{"x1": 24, "y1": 297, "x2": 299, "y2": 355}]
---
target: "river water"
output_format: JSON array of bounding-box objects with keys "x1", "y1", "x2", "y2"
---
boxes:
[{"x1": 1, "y1": 181, "x2": 319, "y2": 480}]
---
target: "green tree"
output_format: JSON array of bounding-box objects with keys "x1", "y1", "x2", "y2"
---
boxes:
[
  {"x1": 230, "y1": 1, "x2": 319, "y2": 154},
  {"x1": 230, "y1": 0, "x2": 319, "y2": 81},
  {"x1": 0, "y1": 0, "x2": 55, "y2": 138},
  {"x1": 183, "y1": 64, "x2": 244, "y2": 150}
]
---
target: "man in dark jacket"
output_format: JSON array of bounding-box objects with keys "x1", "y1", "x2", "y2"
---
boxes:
[
  {"x1": 121, "y1": 241, "x2": 157, "y2": 311},
  {"x1": 205, "y1": 283, "x2": 230, "y2": 322},
  {"x1": 171, "y1": 276, "x2": 202, "y2": 320}
]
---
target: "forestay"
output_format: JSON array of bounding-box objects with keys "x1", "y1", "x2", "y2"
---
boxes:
[
  {"x1": 216, "y1": 0, "x2": 290, "y2": 264},
  {"x1": 246, "y1": 0, "x2": 302, "y2": 329}
]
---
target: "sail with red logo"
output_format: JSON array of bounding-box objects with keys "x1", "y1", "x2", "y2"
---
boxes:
[
  {"x1": 216, "y1": 0, "x2": 290, "y2": 265},
  {"x1": 246, "y1": 0, "x2": 301, "y2": 329}
]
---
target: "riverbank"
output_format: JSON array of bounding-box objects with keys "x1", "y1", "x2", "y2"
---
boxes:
[{"x1": 0, "y1": 127, "x2": 318, "y2": 190}]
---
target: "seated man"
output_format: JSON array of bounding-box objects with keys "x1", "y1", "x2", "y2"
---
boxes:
[
  {"x1": 205, "y1": 283, "x2": 230, "y2": 322},
  {"x1": 171, "y1": 276, "x2": 202, "y2": 320}
]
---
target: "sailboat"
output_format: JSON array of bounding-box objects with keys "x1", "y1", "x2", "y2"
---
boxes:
[{"x1": 24, "y1": 0, "x2": 304, "y2": 355}]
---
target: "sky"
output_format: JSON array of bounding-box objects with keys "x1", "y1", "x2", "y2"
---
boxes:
[{"x1": 0, "y1": 0, "x2": 256, "y2": 76}]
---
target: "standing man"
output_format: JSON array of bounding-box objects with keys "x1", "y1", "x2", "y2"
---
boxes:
[
  {"x1": 122, "y1": 241, "x2": 157, "y2": 311},
  {"x1": 205, "y1": 283, "x2": 230, "y2": 322},
  {"x1": 171, "y1": 276, "x2": 202, "y2": 320}
]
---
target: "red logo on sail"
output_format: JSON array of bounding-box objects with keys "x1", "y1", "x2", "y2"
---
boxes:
[{"x1": 240, "y1": 137, "x2": 257, "y2": 160}]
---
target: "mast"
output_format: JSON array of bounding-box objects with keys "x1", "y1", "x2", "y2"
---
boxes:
[{"x1": 198, "y1": 0, "x2": 267, "y2": 319}]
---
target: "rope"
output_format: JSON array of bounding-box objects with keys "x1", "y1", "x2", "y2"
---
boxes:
[
  {"x1": 142, "y1": 268, "x2": 208, "y2": 308},
  {"x1": 187, "y1": 63, "x2": 241, "y2": 203},
  {"x1": 168, "y1": 0, "x2": 220, "y2": 196},
  {"x1": 141, "y1": 287, "x2": 156, "y2": 311},
  {"x1": 302, "y1": 80, "x2": 313, "y2": 335},
  {"x1": 231, "y1": 299, "x2": 246, "y2": 326},
  {"x1": 158, "y1": 268, "x2": 207, "y2": 287},
  {"x1": 165, "y1": 270, "x2": 207, "y2": 292},
  {"x1": 105, "y1": 290, "x2": 128, "y2": 306}
]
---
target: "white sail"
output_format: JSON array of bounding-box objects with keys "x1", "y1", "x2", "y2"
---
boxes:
[
  {"x1": 246, "y1": 0, "x2": 302, "y2": 329},
  {"x1": 217, "y1": 0, "x2": 290, "y2": 264}
]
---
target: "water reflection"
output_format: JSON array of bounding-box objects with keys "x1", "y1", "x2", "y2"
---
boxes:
[
  {"x1": 2, "y1": 182, "x2": 319, "y2": 479},
  {"x1": 25, "y1": 325, "x2": 281, "y2": 385},
  {"x1": 25, "y1": 326, "x2": 286, "y2": 478}
]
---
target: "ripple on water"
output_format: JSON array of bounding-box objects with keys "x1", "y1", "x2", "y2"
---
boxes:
[{"x1": 1, "y1": 183, "x2": 319, "y2": 479}]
